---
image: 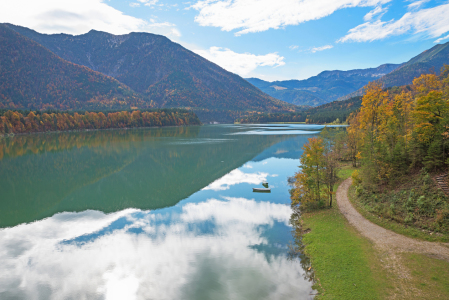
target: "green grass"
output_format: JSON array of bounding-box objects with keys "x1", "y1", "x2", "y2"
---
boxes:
[
  {"x1": 300, "y1": 164, "x2": 392, "y2": 299},
  {"x1": 337, "y1": 164, "x2": 356, "y2": 181},
  {"x1": 300, "y1": 163, "x2": 449, "y2": 299},
  {"x1": 401, "y1": 253, "x2": 449, "y2": 299},
  {"x1": 350, "y1": 170, "x2": 449, "y2": 240},
  {"x1": 302, "y1": 204, "x2": 391, "y2": 299},
  {"x1": 348, "y1": 186, "x2": 449, "y2": 243}
]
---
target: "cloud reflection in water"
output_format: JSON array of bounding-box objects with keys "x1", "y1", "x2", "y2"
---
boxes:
[
  {"x1": 0, "y1": 197, "x2": 312, "y2": 300},
  {"x1": 201, "y1": 169, "x2": 270, "y2": 191}
]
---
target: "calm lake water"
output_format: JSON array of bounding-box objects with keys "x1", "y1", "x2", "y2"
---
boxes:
[{"x1": 0, "y1": 124, "x2": 325, "y2": 300}]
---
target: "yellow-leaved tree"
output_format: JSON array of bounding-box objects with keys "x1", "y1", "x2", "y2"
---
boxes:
[{"x1": 291, "y1": 136, "x2": 339, "y2": 210}]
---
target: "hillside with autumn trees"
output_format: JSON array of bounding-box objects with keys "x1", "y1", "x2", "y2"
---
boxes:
[
  {"x1": 340, "y1": 41, "x2": 449, "y2": 100},
  {"x1": 346, "y1": 67, "x2": 449, "y2": 180},
  {"x1": 3, "y1": 23, "x2": 295, "y2": 116},
  {"x1": 291, "y1": 65, "x2": 449, "y2": 233},
  {"x1": 0, "y1": 25, "x2": 154, "y2": 111},
  {"x1": 238, "y1": 96, "x2": 362, "y2": 124},
  {"x1": 0, "y1": 109, "x2": 201, "y2": 136}
]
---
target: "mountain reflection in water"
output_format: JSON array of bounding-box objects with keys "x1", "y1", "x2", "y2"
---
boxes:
[{"x1": 0, "y1": 124, "x2": 322, "y2": 300}]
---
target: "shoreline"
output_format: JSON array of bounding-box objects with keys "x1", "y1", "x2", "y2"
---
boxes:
[
  {"x1": 297, "y1": 169, "x2": 449, "y2": 299},
  {"x1": 0, "y1": 124, "x2": 202, "y2": 139}
]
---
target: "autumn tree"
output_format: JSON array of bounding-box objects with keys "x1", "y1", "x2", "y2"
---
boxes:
[
  {"x1": 291, "y1": 136, "x2": 341, "y2": 210},
  {"x1": 0, "y1": 109, "x2": 201, "y2": 136},
  {"x1": 342, "y1": 64, "x2": 449, "y2": 191},
  {"x1": 346, "y1": 112, "x2": 361, "y2": 167},
  {"x1": 411, "y1": 73, "x2": 448, "y2": 170}
]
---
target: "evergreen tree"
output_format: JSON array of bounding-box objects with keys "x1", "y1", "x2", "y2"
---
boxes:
[{"x1": 424, "y1": 139, "x2": 444, "y2": 171}]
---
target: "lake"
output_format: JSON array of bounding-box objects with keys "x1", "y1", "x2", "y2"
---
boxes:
[{"x1": 0, "y1": 124, "x2": 325, "y2": 300}]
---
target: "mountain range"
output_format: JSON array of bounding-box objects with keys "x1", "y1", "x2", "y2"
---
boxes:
[
  {"x1": 247, "y1": 41, "x2": 449, "y2": 105},
  {"x1": 0, "y1": 25, "x2": 146, "y2": 111},
  {"x1": 2, "y1": 22, "x2": 448, "y2": 120},
  {"x1": 0, "y1": 23, "x2": 295, "y2": 119},
  {"x1": 341, "y1": 41, "x2": 449, "y2": 100},
  {"x1": 246, "y1": 64, "x2": 401, "y2": 106}
]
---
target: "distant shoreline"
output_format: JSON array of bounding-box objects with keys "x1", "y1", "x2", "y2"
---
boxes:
[{"x1": 0, "y1": 124, "x2": 202, "y2": 139}]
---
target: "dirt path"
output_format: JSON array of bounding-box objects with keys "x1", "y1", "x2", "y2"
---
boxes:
[{"x1": 337, "y1": 178, "x2": 449, "y2": 261}]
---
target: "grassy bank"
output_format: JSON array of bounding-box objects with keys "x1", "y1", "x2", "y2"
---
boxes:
[
  {"x1": 302, "y1": 206, "x2": 391, "y2": 299},
  {"x1": 400, "y1": 252, "x2": 449, "y2": 298},
  {"x1": 298, "y1": 165, "x2": 449, "y2": 299},
  {"x1": 348, "y1": 172, "x2": 449, "y2": 243},
  {"x1": 348, "y1": 186, "x2": 449, "y2": 243},
  {"x1": 299, "y1": 166, "x2": 391, "y2": 299}
]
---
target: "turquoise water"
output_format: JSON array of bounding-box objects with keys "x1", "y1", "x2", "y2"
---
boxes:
[{"x1": 0, "y1": 124, "x2": 323, "y2": 300}]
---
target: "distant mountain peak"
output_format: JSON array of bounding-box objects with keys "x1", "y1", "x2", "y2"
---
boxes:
[
  {"x1": 338, "y1": 41, "x2": 449, "y2": 101},
  {"x1": 2, "y1": 23, "x2": 295, "y2": 117},
  {"x1": 246, "y1": 62, "x2": 402, "y2": 106},
  {"x1": 0, "y1": 24, "x2": 148, "y2": 110}
]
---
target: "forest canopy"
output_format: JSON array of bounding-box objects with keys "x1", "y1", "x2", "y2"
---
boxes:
[
  {"x1": 237, "y1": 96, "x2": 362, "y2": 124},
  {"x1": 0, "y1": 109, "x2": 201, "y2": 136}
]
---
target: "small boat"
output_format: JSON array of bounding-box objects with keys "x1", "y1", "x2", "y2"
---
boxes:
[{"x1": 253, "y1": 188, "x2": 271, "y2": 193}]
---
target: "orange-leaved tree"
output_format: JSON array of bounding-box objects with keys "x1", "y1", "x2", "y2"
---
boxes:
[{"x1": 291, "y1": 137, "x2": 339, "y2": 210}]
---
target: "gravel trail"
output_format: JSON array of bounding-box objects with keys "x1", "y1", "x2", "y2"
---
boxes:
[{"x1": 337, "y1": 178, "x2": 449, "y2": 261}]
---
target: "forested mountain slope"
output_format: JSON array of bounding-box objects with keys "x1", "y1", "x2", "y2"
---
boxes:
[
  {"x1": 4, "y1": 23, "x2": 294, "y2": 113},
  {"x1": 0, "y1": 24, "x2": 149, "y2": 110},
  {"x1": 340, "y1": 41, "x2": 449, "y2": 100},
  {"x1": 246, "y1": 64, "x2": 401, "y2": 106},
  {"x1": 238, "y1": 96, "x2": 362, "y2": 124}
]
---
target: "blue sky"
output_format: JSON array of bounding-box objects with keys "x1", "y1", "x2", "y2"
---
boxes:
[{"x1": 1, "y1": 0, "x2": 449, "y2": 81}]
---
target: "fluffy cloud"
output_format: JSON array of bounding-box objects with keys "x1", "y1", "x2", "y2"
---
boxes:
[
  {"x1": 311, "y1": 45, "x2": 333, "y2": 53},
  {"x1": 435, "y1": 34, "x2": 449, "y2": 44},
  {"x1": 138, "y1": 0, "x2": 160, "y2": 7},
  {"x1": 0, "y1": 198, "x2": 312, "y2": 299},
  {"x1": 339, "y1": 3, "x2": 449, "y2": 42},
  {"x1": 191, "y1": 0, "x2": 391, "y2": 35},
  {"x1": 202, "y1": 169, "x2": 269, "y2": 191},
  {"x1": 0, "y1": 0, "x2": 180, "y2": 38},
  {"x1": 194, "y1": 46, "x2": 285, "y2": 76}
]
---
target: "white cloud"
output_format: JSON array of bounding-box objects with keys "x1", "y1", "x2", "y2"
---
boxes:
[
  {"x1": 194, "y1": 46, "x2": 285, "y2": 76},
  {"x1": 311, "y1": 45, "x2": 333, "y2": 53},
  {"x1": 408, "y1": 0, "x2": 430, "y2": 10},
  {"x1": 202, "y1": 169, "x2": 269, "y2": 191},
  {"x1": 364, "y1": 5, "x2": 387, "y2": 21},
  {"x1": 0, "y1": 0, "x2": 180, "y2": 38},
  {"x1": 130, "y1": 3, "x2": 141, "y2": 8},
  {"x1": 0, "y1": 198, "x2": 312, "y2": 299},
  {"x1": 289, "y1": 45, "x2": 299, "y2": 50},
  {"x1": 170, "y1": 28, "x2": 182, "y2": 37},
  {"x1": 339, "y1": 3, "x2": 449, "y2": 42},
  {"x1": 180, "y1": 197, "x2": 292, "y2": 224},
  {"x1": 435, "y1": 33, "x2": 449, "y2": 43},
  {"x1": 190, "y1": 0, "x2": 391, "y2": 36},
  {"x1": 138, "y1": 0, "x2": 160, "y2": 7}
]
